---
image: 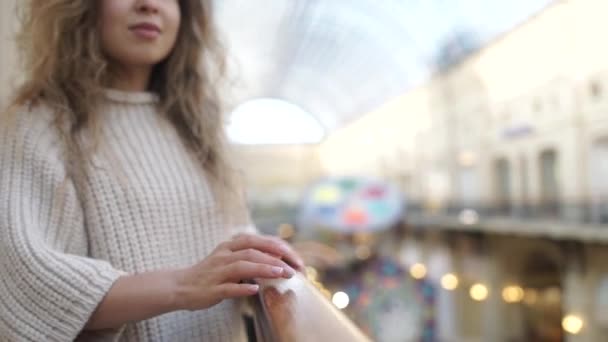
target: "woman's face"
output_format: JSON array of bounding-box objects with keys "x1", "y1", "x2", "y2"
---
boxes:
[{"x1": 100, "y1": 0, "x2": 181, "y2": 70}]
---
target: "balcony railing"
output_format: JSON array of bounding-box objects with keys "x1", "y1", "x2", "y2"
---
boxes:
[
  {"x1": 407, "y1": 199, "x2": 608, "y2": 225},
  {"x1": 249, "y1": 274, "x2": 370, "y2": 342},
  {"x1": 401, "y1": 199, "x2": 608, "y2": 243}
]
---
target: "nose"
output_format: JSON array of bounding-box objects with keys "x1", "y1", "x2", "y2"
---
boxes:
[{"x1": 135, "y1": 0, "x2": 160, "y2": 14}]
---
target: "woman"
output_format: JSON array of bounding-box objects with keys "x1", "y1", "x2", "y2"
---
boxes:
[{"x1": 0, "y1": 0, "x2": 304, "y2": 341}]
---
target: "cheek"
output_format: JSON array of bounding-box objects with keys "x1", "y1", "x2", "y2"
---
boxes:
[
  {"x1": 166, "y1": 8, "x2": 181, "y2": 47},
  {"x1": 99, "y1": 1, "x2": 127, "y2": 56},
  {"x1": 100, "y1": 23, "x2": 124, "y2": 60}
]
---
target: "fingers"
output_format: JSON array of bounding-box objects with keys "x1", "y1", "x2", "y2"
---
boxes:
[
  {"x1": 226, "y1": 234, "x2": 305, "y2": 271},
  {"x1": 267, "y1": 236, "x2": 306, "y2": 271},
  {"x1": 226, "y1": 234, "x2": 287, "y2": 255},
  {"x1": 220, "y1": 260, "x2": 291, "y2": 282},
  {"x1": 214, "y1": 283, "x2": 260, "y2": 299},
  {"x1": 229, "y1": 249, "x2": 295, "y2": 278}
]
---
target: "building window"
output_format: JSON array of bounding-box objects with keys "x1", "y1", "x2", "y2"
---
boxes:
[
  {"x1": 590, "y1": 81, "x2": 603, "y2": 100},
  {"x1": 520, "y1": 156, "x2": 529, "y2": 209},
  {"x1": 494, "y1": 158, "x2": 511, "y2": 214},
  {"x1": 589, "y1": 137, "x2": 608, "y2": 223},
  {"x1": 539, "y1": 149, "x2": 559, "y2": 216}
]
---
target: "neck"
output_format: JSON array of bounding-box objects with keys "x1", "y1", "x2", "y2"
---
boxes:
[{"x1": 110, "y1": 64, "x2": 153, "y2": 92}]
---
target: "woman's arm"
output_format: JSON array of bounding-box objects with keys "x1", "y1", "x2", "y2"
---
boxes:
[
  {"x1": 85, "y1": 269, "x2": 180, "y2": 330},
  {"x1": 85, "y1": 233, "x2": 304, "y2": 330}
]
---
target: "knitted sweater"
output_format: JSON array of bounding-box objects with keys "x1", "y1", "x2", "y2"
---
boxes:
[{"x1": 0, "y1": 89, "x2": 251, "y2": 341}]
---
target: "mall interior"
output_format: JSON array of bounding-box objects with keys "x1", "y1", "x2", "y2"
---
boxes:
[{"x1": 2, "y1": 0, "x2": 608, "y2": 341}]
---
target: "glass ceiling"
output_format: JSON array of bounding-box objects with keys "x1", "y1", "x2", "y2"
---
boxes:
[{"x1": 215, "y1": 0, "x2": 553, "y2": 143}]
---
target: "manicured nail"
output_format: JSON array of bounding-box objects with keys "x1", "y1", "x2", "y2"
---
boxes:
[
  {"x1": 279, "y1": 244, "x2": 291, "y2": 255},
  {"x1": 284, "y1": 267, "x2": 295, "y2": 278},
  {"x1": 271, "y1": 266, "x2": 283, "y2": 275}
]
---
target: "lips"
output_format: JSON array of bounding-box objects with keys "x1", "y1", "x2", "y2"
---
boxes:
[{"x1": 129, "y1": 22, "x2": 161, "y2": 39}]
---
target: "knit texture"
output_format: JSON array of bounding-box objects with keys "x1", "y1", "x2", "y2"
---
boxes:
[{"x1": 0, "y1": 90, "x2": 251, "y2": 341}]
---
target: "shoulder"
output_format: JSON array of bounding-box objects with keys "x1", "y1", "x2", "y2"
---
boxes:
[
  {"x1": 0, "y1": 101, "x2": 66, "y2": 167},
  {"x1": 1, "y1": 101, "x2": 56, "y2": 135}
]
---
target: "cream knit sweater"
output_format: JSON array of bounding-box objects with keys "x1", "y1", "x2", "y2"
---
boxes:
[{"x1": 0, "y1": 89, "x2": 251, "y2": 341}]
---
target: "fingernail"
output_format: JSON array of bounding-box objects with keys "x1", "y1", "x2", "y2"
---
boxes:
[
  {"x1": 284, "y1": 267, "x2": 295, "y2": 278},
  {"x1": 248, "y1": 284, "x2": 259, "y2": 292},
  {"x1": 279, "y1": 244, "x2": 290, "y2": 255},
  {"x1": 271, "y1": 266, "x2": 283, "y2": 275}
]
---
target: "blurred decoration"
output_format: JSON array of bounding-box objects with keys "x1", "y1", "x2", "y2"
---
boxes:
[
  {"x1": 562, "y1": 314, "x2": 584, "y2": 335},
  {"x1": 409, "y1": 263, "x2": 428, "y2": 280},
  {"x1": 298, "y1": 177, "x2": 404, "y2": 234},
  {"x1": 440, "y1": 273, "x2": 459, "y2": 291},
  {"x1": 334, "y1": 257, "x2": 436, "y2": 342},
  {"x1": 313, "y1": 184, "x2": 343, "y2": 204},
  {"x1": 354, "y1": 232, "x2": 373, "y2": 243},
  {"x1": 470, "y1": 283, "x2": 489, "y2": 302},
  {"x1": 355, "y1": 245, "x2": 372, "y2": 261},
  {"x1": 502, "y1": 285, "x2": 525, "y2": 303},
  {"x1": 277, "y1": 223, "x2": 295, "y2": 240},
  {"x1": 332, "y1": 291, "x2": 350, "y2": 309}
]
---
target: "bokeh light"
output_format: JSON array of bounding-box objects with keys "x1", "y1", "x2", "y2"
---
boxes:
[
  {"x1": 332, "y1": 291, "x2": 350, "y2": 309},
  {"x1": 470, "y1": 283, "x2": 489, "y2": 301},
  {"x1": 502, "y1": 286, "x2": 524, "y2": 303},
  {"x1": 562, "y1": 314, "x2": 584, "y2": 335},
  {"x1": 441, "y1": 273, "x2": 459, "y2": 290},
  {"x1": 409, "y1": 263, "x2": 427, "y2": 279}
]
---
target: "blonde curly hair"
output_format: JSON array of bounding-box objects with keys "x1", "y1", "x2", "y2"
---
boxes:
[{"x1": 8, "y1": 0, "x2": 245, "y2": 224}]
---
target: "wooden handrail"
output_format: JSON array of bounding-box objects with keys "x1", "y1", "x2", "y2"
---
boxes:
[{"x1": 250, "y1": 274, "x2": 370, "y2": 342}]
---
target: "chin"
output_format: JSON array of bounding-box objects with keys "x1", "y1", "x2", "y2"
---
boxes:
[{"x1": 125, "y1": 52, "x2": 171, "y2": 67}]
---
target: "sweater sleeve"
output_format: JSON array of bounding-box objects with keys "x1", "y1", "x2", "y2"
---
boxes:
[{"x1": 0, "y1": 111, "x2": 125, "y2": 341}]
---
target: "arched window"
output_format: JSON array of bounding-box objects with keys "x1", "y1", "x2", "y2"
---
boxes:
[{"x1": 227, "y1": 98, "x2": 325, "y2": 145}]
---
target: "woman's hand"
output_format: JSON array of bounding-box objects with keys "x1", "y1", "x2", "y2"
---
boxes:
[
  {"x1": 85, "y1": 234, "x2": 305, "y2": 330},
  {"x1": 173, "y1": 233, "x2": 305, "y2": 311}
]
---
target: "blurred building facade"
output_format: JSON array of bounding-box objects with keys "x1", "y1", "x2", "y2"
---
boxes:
[
  {"x1": 322, "y1": 0, "x2": 608, "y2": 216},
  {"x1": 321, "y1": 0, "x2": 608, "y2": 341}
]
